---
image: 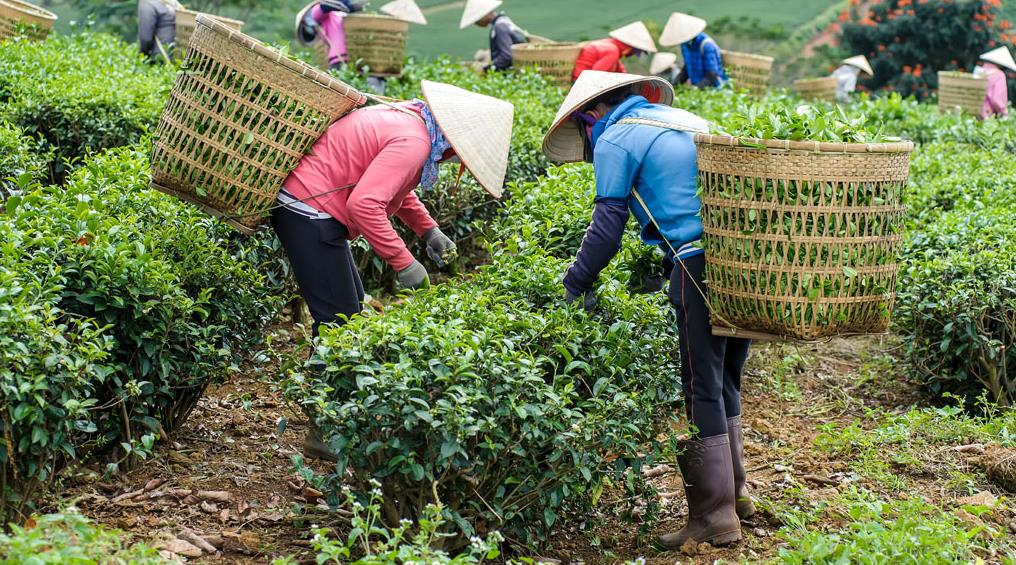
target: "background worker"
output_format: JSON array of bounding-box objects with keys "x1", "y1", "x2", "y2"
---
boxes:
[
  {"x1": 659, "y1": 12, "x2": 727, "y2": 89},
  {"x1": 295, "y1": 0, "x2": 368, "y2": 69},
  {"x1": 832, "y1": 55, "x2": 874, "y2": 102},
  {"x1": 651, "y1": 52, "x2": 679, "y2": 82},
  {"x1": 459, "y1": 0, "x2": 528, "y2": 72},
  {"x1": 138, "y1": 0, "x2": 180, "y2": 61},
  {"x1": 542, "y1": 71, "x2": 753, "y2": 550},
  {"x1": 974, "y1": 46, "x2": 1015, "y2": 120},
  {"x1": 571, "y1": 21, "x2": 656, "y2": 81}
]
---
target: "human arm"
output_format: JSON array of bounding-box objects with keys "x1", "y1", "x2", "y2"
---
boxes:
[
  {"x1": 344, "y1": 136, "x2": 431, "y2": 272},
  {"x1": 676, "y1": 66, "x2": 689, "y2": 85},
  {"x1": 695, "y1": 71, "x2": 719, "y2": 88},
  {"x1": 489, "y1": 23, "x2": 516, "y2": 71},
  {"x1": 138, "y1": 1, "x2": 157, "y2": 55},
  {"x1": 590, "y1": 47, "x2": 622, "y2": 72}
]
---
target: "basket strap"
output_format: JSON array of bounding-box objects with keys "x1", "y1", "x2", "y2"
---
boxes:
[
  {"x1": 617, "y1": 117, "x2": 706, "y2": 134},
  {"x1": 363, "y1": 93, "x2": 426, "y2": 125},
  {"x1": 219, "y1": 183, "x2": 357, "y2": 222}
]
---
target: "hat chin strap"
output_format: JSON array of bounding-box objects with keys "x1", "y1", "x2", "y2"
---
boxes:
[{"x1": 451, "y1": 162, "x2": 467, "y2": 196}]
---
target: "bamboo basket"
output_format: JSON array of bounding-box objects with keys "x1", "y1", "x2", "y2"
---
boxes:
[
  {"x1": 344, "y1": 14, "x2": 408, "y2": 76},
  {"x1": 0, "y1": 0, "x2": 56, "y2": 41},
  {"x1": 794, "y1": 76, "x2": 838, "y2": 102},
  {"x1": 150, "y1": 15, "x2": 366, "y2": 234},
  {"x1": 512, "y1": 42, "x2": 583, "y2": 88},
  {"x1": 938, "y1": 71, "x2": 987, "y2": 116},
  {"x1": 175, "y1": 8, "x2": 244, "y2": 59},
  {"x1": 721, "y1": 50, "x2": 774, "y2": 97},
  {"x1": 694, "y1": 134, "x2": 913, "y2": 341}
]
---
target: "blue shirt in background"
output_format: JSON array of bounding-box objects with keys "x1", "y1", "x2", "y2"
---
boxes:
[{"x1": 680, "y1": 33, "x2": 727, "y2": 87}]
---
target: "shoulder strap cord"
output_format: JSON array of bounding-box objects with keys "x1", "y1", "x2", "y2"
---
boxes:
[{"x1": 617, "y1": 118, "x2": 736, "y2": 329}]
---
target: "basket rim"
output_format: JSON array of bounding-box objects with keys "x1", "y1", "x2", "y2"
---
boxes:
[
  {"x1": 0, "y1": 0, "x2": 57, "y2": 21},
  {"x1": 513, "y1": 41, "x2": 585, "y2": 50},
  {"x1": 720, "y1": 49, "x2": 775, "y2": 63},
  {"x1": 694, "y1": 133, "x2": 914, "y2": 154},
  {"x1": 194, "y1": 14, "x2": 367, "y2": 102},
  {"x1": 178, "y1": 8, "x2": 244, "y2": 27},
  {"x1": 793, "y1": 76, "x2": 837, "y2": 86}
]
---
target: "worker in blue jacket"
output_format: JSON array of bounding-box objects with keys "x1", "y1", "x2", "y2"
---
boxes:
[
  {"x1": 541, "y1": 71, "x2": 752, "y2": 550},
  {"x1": 659, "y1": 12, "x2": 728, "y2": 88}
]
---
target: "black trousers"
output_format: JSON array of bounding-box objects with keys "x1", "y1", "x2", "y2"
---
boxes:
[
  {"x1": 668, "y1": 254, "x2": 751, "y2": 438},
  {"x1": 271, "y1": 207, "x2": 364, "y2": 336}
]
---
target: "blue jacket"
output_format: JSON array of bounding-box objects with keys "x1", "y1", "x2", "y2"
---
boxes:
[
  {"x1": 680, "y1": 33, "x2": 727, "y2": 87},
  {"x1": 564, "y1": 96, "x2": 704, "y2": 295}
]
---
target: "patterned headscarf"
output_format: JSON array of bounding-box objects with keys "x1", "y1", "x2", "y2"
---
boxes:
[{"x1": 409, "y1": 99, "x2": 452, "y2": 189}]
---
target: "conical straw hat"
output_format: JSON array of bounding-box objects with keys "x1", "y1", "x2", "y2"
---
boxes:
[
  {"x1": 294, "y1": 2, "x2": 317, "y2": 46},
  {"x1": 380, "y1": 0, "x2": 427, "y2": 25},
  {"x1": 842, "y1": 55, "x2": 874, "y2": 76},
  {"x1": 543, "y1": 71, "x2": 680, "y2": 164},
  {"x1": 651, "y1": 52, "x2": 679, "y2": 75},
  {"x1": 609, "y1": 21, "x2": 657, "y2": 53},
  {"x1": 421, "y1": 80, "x2": 514, "y2": 199},
  {"x1": 460, "y1": 0, "x2": 502, "y2": 29},
  {"x1": 980, "y1": 46, "x2": 1016, "y2": 72},
  {"x1": 659, "y1": 12, "x2": 707, "y2": 47}
]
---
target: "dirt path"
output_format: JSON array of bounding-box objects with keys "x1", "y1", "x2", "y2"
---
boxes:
[{"x1": 53, "y1": 328, "x2": 1012, "y2": 563}]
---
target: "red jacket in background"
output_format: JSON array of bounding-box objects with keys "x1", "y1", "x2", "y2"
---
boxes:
[{"x1": 572, "y1": 38, "x2": 630, "y2": 80}]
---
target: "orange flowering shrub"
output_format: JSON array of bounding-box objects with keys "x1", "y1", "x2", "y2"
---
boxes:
[{"x1": 840, "y1": 0, "x2": 1013, "y2": 99}]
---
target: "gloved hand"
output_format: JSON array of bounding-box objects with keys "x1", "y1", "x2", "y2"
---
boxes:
[
  {"x1": 397, "y1": 260, "x2": 430, "y2": 291},
  {"x1": 565, "y1": 288, "x2": 597, "y2": 312},
  {"x1": 424, "y1": 227, "x2": 458, "y2": 268}
]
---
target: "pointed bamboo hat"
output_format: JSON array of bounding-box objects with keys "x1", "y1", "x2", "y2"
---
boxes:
[
  {"x1": 659, "y1": 12, "x2": 707, "y2": 47},
  {"x1": 980, "y1": 46, "x2": 1016, "y2": 72},
  {"x1": 380, "y1": 0, "x2": 427, "y2": 25},
  {"x1": 460, "y1": 0, "x2": 502, "y2": 29},
  {"x1": 651, "y1": 52, "x2": 679, "y2": 75},
  {"x1": 842, "y1": 55, "x2": 874, "y2": 76},
  {"x1": 543, "y1": 71, "x2": 688, "y2": 163},
  {"x1": 421, "y1": 80, "x2": 514, "y2": 198},
  {"x1": 609, "y1": 21, "x2": 657, "y2": 53}
]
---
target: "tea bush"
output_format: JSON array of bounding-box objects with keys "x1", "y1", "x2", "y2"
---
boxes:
[
  {"x1": 1, "y1": 145, "x2": 285, "y2": 521},
  {"x1": 0, "y1": 508, "x2": 162, "y2": 564},
  {"x1": 0, "y1": 33, "x2": 174, "y2": 181},
  {"x1": 0, "y1": 122, "x2": 50, "y2": 195}
]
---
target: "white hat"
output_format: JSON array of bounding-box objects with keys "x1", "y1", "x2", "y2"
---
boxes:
[
  {"x1": 651, "y1": 52, "x2": 678, "y2": 75},
  {"x1": 980, "y1": 46, "x2": 1016, "y2": 72},
  {"x1": 609, "y1": 21, "x2": 657, "y2": 53},
  {"x1": 659, "y1": 12, "x2": 707, "y2": 47},
  {"x1": 543, "y1": 71, "x2": 684, "y2": 163},
  {"x1": 842, "y1": 55, "x2": 874, "y2": 76},
  {"x1": 380, "y1": 0, "x2": 427, "y2": 25},
  {"x1": 421, "y1": 80, "x2": 514, "y2": 198},
  {"x1": 459, "y1": 0, "x2": 501, "y2": 29}
]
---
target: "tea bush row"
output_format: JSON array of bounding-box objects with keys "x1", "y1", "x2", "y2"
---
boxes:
[
  {"x1": 0, "y1": 122, "x2": 49, "y2": 195},
  {"x1": 0, "y1": 145, "x2": 285, "y2": 522}
]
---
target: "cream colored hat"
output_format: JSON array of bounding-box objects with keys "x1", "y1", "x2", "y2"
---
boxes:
[
  {"x1": 380, "y1": 0, "x2": 427, "y2": 25},
  {"x1": 651, "y1": 52, "x2": 679, "y2": 75},
  {"x1": 659, "y1": 12, "x2": 707, "y2": 47},
  {"x1": 980, "y1": 46, "x2": 1016, "y2": 72},
  {"x1": 842, "y1": 55, "x2": 874, "y2": 76},
  {"x1": 460, "y1": 0, "x2": 502, "y2": 29},
  {"x1": 421, "y1": 80, "x2": 514, "y2": 198},
  {"x1": 542, "y1": 71, "x2": 682, "y2": 163},
  {"x1": 609, "y1": 21, "x2": 657, "y2": 53}
]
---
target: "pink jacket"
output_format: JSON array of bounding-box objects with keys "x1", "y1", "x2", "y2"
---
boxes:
[
  {"x1": 312, "y1": 4, "x2": 348, "y2": 66},
  {"x1": 980, "y1": 63, "x2": 1009, "y2": 119},
  {"x1": 282, "y1": 105, "x2": 438, "y2": 271}
]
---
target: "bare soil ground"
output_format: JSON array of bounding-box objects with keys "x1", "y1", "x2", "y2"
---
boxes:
[{"x1": 51, "y1": 328, "x2": 1014, "y2": 563}]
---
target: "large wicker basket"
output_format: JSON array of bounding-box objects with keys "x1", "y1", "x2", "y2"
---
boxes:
[
  {"x1": 938, "y1": 71, "x2": 987, "y2": 116},
  {"x1": 0, "y1": 0, "x2": 56, "y2": 41},
  {"x1": 344, "y1": 14, "x2": 408, "y2": 76},
  {"x1": 794, "y1": 76, "x2": 838, "y2": 102},
  {"x1": 175, "y1": 8, "x2": 244, "y2": 59},
  {"x1": 721, "y1": 50, "x2": 774, "y2": 97},
  {"x1": 512, "y1": 42, "x2": 583, "y2": 88},
  {"x1": 150, "y1": 15, "x2": 365, "y2": 234},
  {"x1": 694, "y1": 134, "x2": 913, "y2": 341}
]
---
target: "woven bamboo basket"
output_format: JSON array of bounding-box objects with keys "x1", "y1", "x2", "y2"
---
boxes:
[
  {"x1": 693, "y1": 134, "x2": 913, "y2": 341},
  {"x1": 794, "y1": 76, "x2": 838, "y2": 102},
  {"x1": 721, "y1": 50, "x2": 774, "y2": 97},
  {"x1": 343, "y1": 14, "x2": 408, "y2": 76},
  {"x1": 0, "y1": 0, "x2": 56, "y2": 41},
  {"x1": 938, "y1": 71, "x2": 987, "y2": 116},
  {"x1": 150, "y1": 15, "x2": 366, "y2": 234},
  {"x1": 175, "y1": 8, "x2": 244, "y2": 59},
  {"x1": 512, "y1": 42, "x2": 583, "y2": 88}
]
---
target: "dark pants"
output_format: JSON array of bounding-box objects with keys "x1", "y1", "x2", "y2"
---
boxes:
[
  {"x1": 271, "y1": 207, "x2": 364, "y2": 336},
  {"x1": 668, "y1": 254, "x2": 751, "y2": 438}
]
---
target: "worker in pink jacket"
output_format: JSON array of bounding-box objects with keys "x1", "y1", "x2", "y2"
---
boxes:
[
  {"x1": 571, "y1": 21, "x2": 656, "y2": 81},
  {"x1": 975, "y1": 46, "x2": 1015, "y2": 120},
  {"x1": 272, "y1": 81, "x2": 514, "y2": 337}
]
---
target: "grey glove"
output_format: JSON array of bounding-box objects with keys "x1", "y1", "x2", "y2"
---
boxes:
[
  {"x1": 397, "y1": 260, "x2": 430, "y2": 291},
  {"x1": 565, "y1": 288, "x2": 597, "y2": 312},
  {"x1": 424, "y1": 227, "x2": 458, "y2": 268}
]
